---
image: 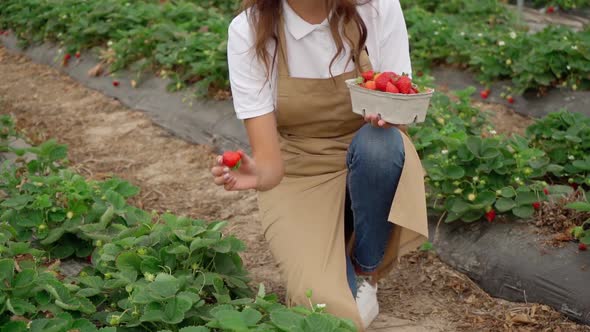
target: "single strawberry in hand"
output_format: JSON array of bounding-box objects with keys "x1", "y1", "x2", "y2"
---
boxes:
[
  {"x1": 579, "y1": 243, "x2": 587, "y2": 251},
  {"x1": 222, "y1": 151, "x2": 242, "y2": 170},
  {"x1": 364, "y1": 81, "x2": 377, "y2": 90},
  {"x1": 485, "y1": 210, "x2": 496, "y2": 223},
  {"x1": 375, "y1": 74, "x2": 392, "y2": 92},
  {"x1": 386, "y1": 82, "x2": 399, "y2": 94},
  {"x1": 361, "y1": 70, "x2": 374, "y2": 82},
  {"x1": 532, "y1": 202, "x2": 541, "y2": 210},
  {"x1": 395, "y1": 75, "x2": 412, "y2": 94}
]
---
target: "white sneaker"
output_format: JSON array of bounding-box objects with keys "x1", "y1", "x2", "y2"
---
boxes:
[{"x1": 355, "y1": 279, "x2": 379, "y2": 329}]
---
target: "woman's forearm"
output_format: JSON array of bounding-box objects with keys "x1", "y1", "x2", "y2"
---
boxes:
[{"x1": 255, "y1": 159, "x2": 284, "y2": 191}]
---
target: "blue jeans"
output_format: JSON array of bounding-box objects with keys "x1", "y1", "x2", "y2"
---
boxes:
[{"x1": 344, "y1": 124, "x2": 405, "y2": 297}]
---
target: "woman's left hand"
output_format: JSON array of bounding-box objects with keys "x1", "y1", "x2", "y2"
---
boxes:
[{"x1": 364, "y1": 114, "x2": 408, "y2": 134}]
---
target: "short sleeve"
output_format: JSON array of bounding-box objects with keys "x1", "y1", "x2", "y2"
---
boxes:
[
  {"x1": 227, "y1": 13, "x2": 275, "y2": 120},
  {"x1": 377, "y1": 0, "x2": 412, "y2": 77}
]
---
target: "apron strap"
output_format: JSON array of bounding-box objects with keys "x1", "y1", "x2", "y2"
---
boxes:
[
  {"x1": 277, "y1": 16, "x2": 290, "y2": 77},
  {"x1": 277, "y1": 15, "x2": 373, "y2": 78}
]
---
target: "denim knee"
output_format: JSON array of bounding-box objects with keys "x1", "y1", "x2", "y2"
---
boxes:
[{"x1": 347, "y1": 124, "x2": 405, "y2": 175}]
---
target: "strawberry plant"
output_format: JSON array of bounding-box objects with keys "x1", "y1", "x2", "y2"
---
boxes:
[
  {"x1": 526, "y1": 110, "x2": 590, "y2": 185},
  {"x1": 0, "y1": 0, "x2": 231, "y2": 96},
  {"x1": 0, "y1": 116, "x2": 356, "y2": 331},
  {"x1": 567, "y1": 192, "x2": 590, "y2": 246},
  {"x1": 401, "y1": 0, "x2": 590, "y2": 94}
]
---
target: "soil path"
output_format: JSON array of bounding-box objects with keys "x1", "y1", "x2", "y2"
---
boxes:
[{"x1": 0, "y1": 46, "x2": 587, "y2": 332}]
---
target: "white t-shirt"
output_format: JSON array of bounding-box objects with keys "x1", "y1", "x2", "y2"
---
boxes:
[{"x1": 227, "y1": 0, "x2": 412, "y2": 120}]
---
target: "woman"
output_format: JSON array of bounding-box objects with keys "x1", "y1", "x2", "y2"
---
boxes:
[{"x1": 211, "y1": 0, "x2": 428, "y2": 329}]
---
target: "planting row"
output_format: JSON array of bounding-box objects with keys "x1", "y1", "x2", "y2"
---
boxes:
[
  {"x1": 0, "y1": 0, "x2": 588, "y2": 96},
  {"x1": 530, "y1": 0, "x2": 590, "y2": 10},
  {"x1": 402, "y1": 0, "x2": 590, "y2": 95},
  {"x1": 0, "y1": 116, "x2": 356, "y2": 331},
  {"x1": 411, "y1": 86, "x2": 590, "y2": 248}
]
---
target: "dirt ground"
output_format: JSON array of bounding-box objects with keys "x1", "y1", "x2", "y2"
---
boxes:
[{"x1": 0, "y1": 46, "x2": 588, "y2": 332}]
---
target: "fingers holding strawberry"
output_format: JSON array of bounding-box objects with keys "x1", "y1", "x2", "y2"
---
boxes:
[{"x1": 211, "y1": 150, "x2": 258, "y2": 191}]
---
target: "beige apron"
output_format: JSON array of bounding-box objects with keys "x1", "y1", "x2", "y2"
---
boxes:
[{"x1": 257, "y1": 19, "x2": 429, "y2": 331}]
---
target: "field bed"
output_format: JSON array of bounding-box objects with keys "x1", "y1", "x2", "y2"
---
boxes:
[{"x1": 1, "y1": 44, "x2": 589, "y2": 331}]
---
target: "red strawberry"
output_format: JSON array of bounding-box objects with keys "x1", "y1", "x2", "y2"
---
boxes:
[
  {"x1": 579, "y1": 243, "x2": 588, "y2": 251},
  {"x1": 394, "y1": 75, "x2": 412, "y2": 94},
  {"x1": 382, "y1": 71, "x2": 399, "y2": 81},
  {"x1": 386, "y1": 82, "x2": 399, "y2": 94},
  {"x1": 532, "y1": 202, "x2": 541, "y2": 210},
  {"x1": 507, "y1": 96, "x2": 514, "y2": 104},
  {"x1": 86, "y1": 255, "x2": 92, "y2": 263},
  {"x1": 75, "y1": 52, "x2": 81, "y2": 59},
  {"x1": 410, "y1": 87, "x2": 419, "y2": 94},
  {"x1": 546, "y1": 6, "x2": 555, "y2": 14},
  {"x1": 485, "y1": 210, "x2": 496, "y2": 223},
  {"x1": 222, "y1": 151, "x2": 242, "y2": 170},
  {"x1": 364, "y1": 81, "x2": 377, "y2": 90},
  {"x1": 571, "y1": 183, "x2": 579, "y2": 190},
  {"x1": 64, "y1": 53, "x2": 72, "y2": 61},
  {"x1": 375, "y1": 74, "x2": 392, "y2": 92},
  {"x1": 543, "y1": 188, "x2": 550, "y2": 195},
  {"x1": 361, "y1": 70, "x2": 374, "y2": 82},
  {"x1": 113, "y1": 80, "x2": 120, "y2": 87},
  {"x1": 480, "y1": 89, "x2": 490, "y2": 99}
]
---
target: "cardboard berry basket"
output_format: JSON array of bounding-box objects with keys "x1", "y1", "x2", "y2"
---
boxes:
[{"x1": 345, "y1": 79, "x2": 434, "y2": 125}]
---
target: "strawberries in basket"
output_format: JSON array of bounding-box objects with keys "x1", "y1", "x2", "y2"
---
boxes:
[{"x1": 357, "y1": 71, "x2": 421, "y2": 95}]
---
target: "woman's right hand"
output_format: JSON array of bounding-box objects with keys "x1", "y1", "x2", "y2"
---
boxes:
[{"x1": 211, "y1": 150, "x2": 258, "y2": 191}]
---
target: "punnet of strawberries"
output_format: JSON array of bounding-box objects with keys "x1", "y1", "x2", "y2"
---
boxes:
[{"x1": 356, "y1": 71, "x2": 425, "y2": 95}]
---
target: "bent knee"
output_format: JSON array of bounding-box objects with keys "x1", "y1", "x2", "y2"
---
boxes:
[{"x1": 349, "y1": 124, "x2": 405, "y2": 171}]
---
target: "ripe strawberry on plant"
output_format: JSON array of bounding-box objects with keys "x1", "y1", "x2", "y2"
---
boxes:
[
  {"x1": 485, "y1": 210, "x2": 496, "y2": 223},
  {"x1": 546, "y1": 6, "x2": 555, "y2": 14},
  {"x1": 75, "y1": 52, "x2": 81, "y2": 59},
  {"x1": 222, "y1": 151, "x2": 242, "y2": 170},
  {"x1": 507, "y1": 96, "x2": 514, "y2": 104},
  {"x1": 579, "y1": 243, "x2": 588, "y2": 251},
  {"x1": 480, "y1": 89, "x2": 490, "y2": 99},
  {"x1": 361, "y1": 70, "x2": 374, "y2": 82},
  {"x1": 113, "y1": 80, "x2": 120, "y2": 87},
  {"x1": 386, "y1": 82, "x2": 399, "y2": 93},
  {"x1": 543, "y1": 188, "x2": 550, "y2": 195},
  {"x1": 532, "y1": 202, "x2": 541, "y2": 210},
  {"x1": 395, "y1": 75, "x2": 412, "y2": 94}
]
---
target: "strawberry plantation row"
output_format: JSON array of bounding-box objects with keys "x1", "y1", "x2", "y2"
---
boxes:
[
  {"x1": 0, "y1": 117, "x2": 356, "y2": 331},
  {"x1": 0, "y1": 0, "x2": 588, "y2": 97},
  {"x1": 411, "y1": 87, "x2": 589, "y2": 248},
  {"x1": 529, "y1": 0, "x2": 590, "y2": 10}
]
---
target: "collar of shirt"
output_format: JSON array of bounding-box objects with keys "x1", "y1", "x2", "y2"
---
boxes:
[{"x1": 282, "y1": 0, "x2": 329, "y2": 40}]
